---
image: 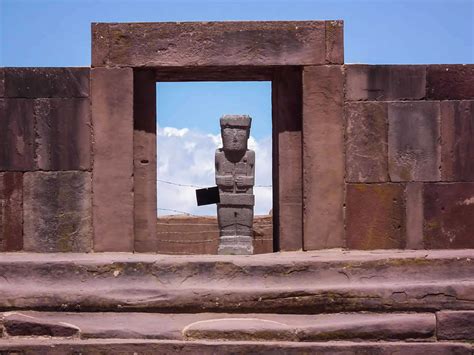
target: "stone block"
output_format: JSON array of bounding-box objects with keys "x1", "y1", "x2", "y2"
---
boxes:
[
  {"x1": 133, "y1": 70, "x2": 157, "y2": 252},
  {"x1": 423, "y1": 183, "x2": 474, "y2": 249},
  {"x1": 0, "y1": 99, "x2": 35, "y2": 171},
  {"x1": 273, "y1": 67, "x2": 303, "y2": 251},
  {"x1": 3, "y1": 67, "x2": 89, "y2": 98},
  {"x1": 388, "y1": 101, "x2": 441, "y2": 182},
  {"x1": 303, "y1": 66, "x2": 344, "y2": 249},
  {"x1": 437, "y1": 311, "x2": 474, "y2": 340},
  {"x1": 0, "y1": 172, "x2": 23, "y2": 251},
  {"x1": 325, "y1": 20, "x2": 344, "y2": 64},
  {"x1": 92, "y1": 21, "x2": 328, "y2": 67},
  {"x1": 0, "y1": 340, "x2": 471, "y2": 354},
  {"x1": 345, "y1": 102, "x2": 388, "y2": 182},
  {"x1": 427, "y1": 65, "x2": 474, "y2": 100},
  {"x1": 4, "y1": 312, "x2": 79, "y2": 337},
  {"x1": 440, "y1": 100, "x2": 474, "y2": 181},
  {"x1": 91, "y1": 68, "x2": 134, "y2": 252},
  {"x1": 23, "y1": 171, "x2": 92, "y2": 252},
  {"x1": 34, "y1": 98, "x2": 92, "y2": 171},
  {"x1": 346, "y1": 184, "x2": 406, "y2": 249},
  {"x1": 345, "y1": 65, "x2": 426, "y2": 101},
  {"x1": 405, "y1": 182, "x2": 423, "y2": 249}
]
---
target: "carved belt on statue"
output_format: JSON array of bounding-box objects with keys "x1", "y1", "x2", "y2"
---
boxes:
[{"x1": 219, "y1": 193, "x2": 255, "y2": 206}]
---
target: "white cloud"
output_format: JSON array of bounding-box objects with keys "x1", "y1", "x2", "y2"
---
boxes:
[{"x1": 157, "y1": 127, "x2": 273, "y2": 216}]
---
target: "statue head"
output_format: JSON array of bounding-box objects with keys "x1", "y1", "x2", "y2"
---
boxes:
[{"x1": 220, "y1": 115, "x2": 252, "y2": 152}]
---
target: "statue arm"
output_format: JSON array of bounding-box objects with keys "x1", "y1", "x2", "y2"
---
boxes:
[
  {"x1": 235, "y1": 150, "x2": 255, "y2": 187},
  {"x1": 215, "y1": 151, "x2": 233, "y2": 186}
]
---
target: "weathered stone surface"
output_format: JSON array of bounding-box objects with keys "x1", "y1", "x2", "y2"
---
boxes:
[
  {"x1": 91, "y1": 68, "x2": 134, "y2": 252},
  {"x1": 273, "y1": 67, "x2": 303, "y2": 251},
  {"x1": 3, "y1": 67, "x2": 89, "y2": 98},
  {"x1": 183, "y1": 313, "x2": 434, "y2": 342},
  {"x1": 441, "y1": 100, "x2": 474, "y2": 181},
  {"x1": 92, "y1": 21, "x2": 329, "y2": 67},
  {"x1": 345, "y1": 65, "x2": 426, "y2": 101},
  {"x1": 346, "y1": 184, "x2": 406, "y2": 249},
  {"x1": 437, "y1": 311, "x2": 474, "y2": 340},
  {"x1": 423, "y1": 183, "x2": 474, "y2": 249},
  {"x1": 345, "y1": 102, "x2": 388, "y2": 182},
  {"x1": 388, "y1": 101, "x2": 441, "y2": 181},
  {"x1": 1, "y1": 250, "x2": 472, "y2": 313},
  {"x1": 4, "y1": 312, "x2": 79, "y2": 337},
  {"x1": 303, "y1": 66, "x2": 344, "y2": 249},
  {"x1": 0, "y1": 172, "x2": 23, "y2": 251},
  {"x1": 23, "y1": 171, "x2": 92, "y2": 252},
  {"x1": 133, "y1": 69, "x2": 157, "y2": 252},
  {"x1": 325, "y1": 20, "x2": 343, "y2": 64},
  {"x1": 0, "y1": 340, "x2": 472, "y2": 355},
  {"x1": 34, "y1": 98, "x2": 91, "y2": 171},
  {"x1": 0, "y1": 311, "x2": 433, "y2": 341},
  {"x1": 405, "y1": 182, "x2": 424, "y2": 249},
  {"x1": 427, "y1": 65, "x2": 474, "y2": 100},
  {"x1": 0, "y1": 99, "x2": 35, "y2": 171}
]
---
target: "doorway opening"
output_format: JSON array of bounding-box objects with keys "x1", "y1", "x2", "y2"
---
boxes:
[{"x1": 156, "y1": 81, "x2": 273, "y2": 254}]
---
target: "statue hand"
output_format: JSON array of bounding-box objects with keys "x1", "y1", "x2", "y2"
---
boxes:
[
  {"x1": 235, "y1": 176, "x2": 245, "y2": 186},
  {"x1": 224, "y1": 176, "x2": 234, "y2": 186}
]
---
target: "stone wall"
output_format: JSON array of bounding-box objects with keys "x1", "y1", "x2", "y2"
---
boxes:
[
  {"x1": 1, "y1": 22, "x2": 473, "y2": 253},
  {"x1": 0, "y1": 68, "x2": 92, "y2": 252},
  {"x1": 156, "y1": 215, "x2": 273, "y2": 255},
  {"x1": 343, "y1": 64, "x2": 474, "y2": 249}
]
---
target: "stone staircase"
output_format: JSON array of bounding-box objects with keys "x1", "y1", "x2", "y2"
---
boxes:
[{"x1": 0, "y1": 250, "x2": 473, "y2": 353}]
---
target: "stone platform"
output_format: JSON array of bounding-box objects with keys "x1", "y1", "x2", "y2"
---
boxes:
[{"x1": 0, "y1": 250, "x2": 473, "y2": 353}]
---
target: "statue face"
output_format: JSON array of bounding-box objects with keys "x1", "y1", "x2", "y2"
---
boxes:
[{"x1": 221, "y1": 127, "x2": 248, "y2": 151}]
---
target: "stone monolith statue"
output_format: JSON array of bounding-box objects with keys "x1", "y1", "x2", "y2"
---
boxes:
[{"x1": 215, "y1": 115, "x2": 255, "y2": 255}]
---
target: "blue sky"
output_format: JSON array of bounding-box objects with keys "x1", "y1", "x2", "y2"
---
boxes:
[{"x1": 1, "y1": 0, "x2": 472, "y2": 215}]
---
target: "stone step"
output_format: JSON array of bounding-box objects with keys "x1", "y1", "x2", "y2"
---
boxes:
[
  {"x1": 0, "y1": 249, "x2": 473, "y2": 313},
  {"x1": 0, "y1": 311, "x2": 436, "y2": 342},
  {"x1": 0, "y1": 339, "x2": 472, "y2": 354}
]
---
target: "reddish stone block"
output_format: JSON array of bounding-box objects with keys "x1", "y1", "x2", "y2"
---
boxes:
[
  {"x1": 437, "y1": 311, "x2": 474, "y2": 340},
  {"x1": 4, "y1": 312, "x2": 79, "y2": 337},
  {"x1": 303, "y1": 66, "x2": 344, "y2": 249},
  {"x1": 345, "y1": 102, "x2": 388, "y2": 182},
  {"x1": 427, "y1": 65, "x2": 474, "y2": 100},
  {"x1": 91, "y1": 68, "x2": 134, "y2": 252},
  {"x1": 388, "y1": 102, "x2": 441, "y2": 182},
  {"x1": 345, "y1": 65, "x2": 426, "y2": 101},
  {"x1": 325, "y1": 20, "x2": 343, "y2": 64},
  {"x1": 133, "y1": 70, "x2": 157, "y2": 252},
  {"x1": 92, "y1": 21, "x2": 328, "y2": 67},
  {"x1": 3, "y1": 68, "x2": 89, "y2": 98},
  {"x1": 0, "y1": 172, "x2": 23, "y2": 251},
  {"x1": 34, "y1": 98, "x2": 92, "y2": 171},
  {"x1": 441, "y1": 100, "x2": 474, "y2": 181},
  {"x1": 273, "y1": 67, "x2": 303, "y2": 251},
  {"x1": 0, "y1": 99, "x2": 35, "y2": 171},
  {"x1": 423, "y1": 183, "x2": 474, "y2": 249},
  {"x1": 23, "y1": 171, "x2": 92, "y2": 252},
  {"x1": 405, "y1": 182, "x2": 423, "y2": 249},
  {"x1": 346, "y1": 184, "x2": 406, "y2": 249}
]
